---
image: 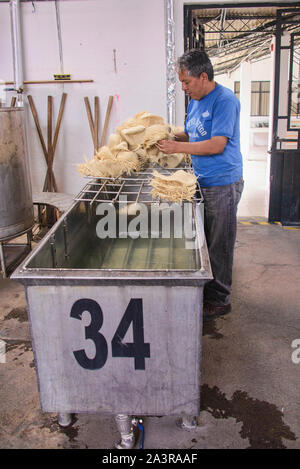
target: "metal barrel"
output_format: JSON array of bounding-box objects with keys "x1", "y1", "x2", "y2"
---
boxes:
[{"x1": 0, "y1": 108, "x2": 34, "y2": 240}]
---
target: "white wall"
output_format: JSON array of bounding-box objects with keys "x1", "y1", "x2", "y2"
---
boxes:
[
  {"x1": 0, "y1": 0, "x2": 166, "y2": 195},
  {"x1": 217, "y1": 55, "x2": 272, "y2": 154},
  {"x1": 217, "y1": 55, "x2": 271, "y2": 89}
]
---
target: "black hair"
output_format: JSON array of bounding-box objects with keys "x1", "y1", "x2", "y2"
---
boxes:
[{"x1": 177, "y1": 49, "x2": 214, "y2": 81}]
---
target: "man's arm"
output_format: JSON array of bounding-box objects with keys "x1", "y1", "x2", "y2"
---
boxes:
[
  {"x1": 173, "y1": 131, "x2": 189, "y2": 142},
  {"x1": 157, "y1": 135, "x2": 228, "y2": 156}
]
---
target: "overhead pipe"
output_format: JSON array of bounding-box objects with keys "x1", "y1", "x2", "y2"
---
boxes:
[
  {"x1": 55, "y1": 0, "x2": 64, "y2": 74},
  {"x1": 10, "y1": 0, "x2": 24, "y2": 103},
  {"x1": 165, "y1": 0, "x2": 176, "y2": 126}
]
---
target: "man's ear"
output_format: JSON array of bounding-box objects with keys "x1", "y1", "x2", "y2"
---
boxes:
[{"x1": 200, "y1": 72, "x2": 209, "y2": 82}]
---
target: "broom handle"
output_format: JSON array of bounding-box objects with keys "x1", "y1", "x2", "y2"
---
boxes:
[
  {"x1": 100, "y1": 96, "x2": 114, "y2": 147},
  {"x1": 84, "y1": 97, "x2": 96, "y2": 151}
]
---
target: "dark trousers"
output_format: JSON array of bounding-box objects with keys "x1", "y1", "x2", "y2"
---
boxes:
[{"x1": 201, "y1": 178, "x2": 244, "y2": 306}]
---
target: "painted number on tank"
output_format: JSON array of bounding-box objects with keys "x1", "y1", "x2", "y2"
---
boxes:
[
  {"x1": 70, "y1": 298, "x2": 150, "y2": 370},
  {"x1": 111, "y1": 298, "x2": 150, "y2": 370},
  {"x1": 70, "y1": 298, "x2": 108, "y2": 370}
]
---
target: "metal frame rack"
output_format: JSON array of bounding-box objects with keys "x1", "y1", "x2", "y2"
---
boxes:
[
  {"x1": 11, "y1": 170, "x2": 212, "y2": 448},
  {"x1": 13, "y1": 169, "x2": 210, "y2": 278}
]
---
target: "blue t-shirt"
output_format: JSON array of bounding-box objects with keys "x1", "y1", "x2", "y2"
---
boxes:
[{"x1": 184, "y1": 83, "x2": 243, "y2": 187}]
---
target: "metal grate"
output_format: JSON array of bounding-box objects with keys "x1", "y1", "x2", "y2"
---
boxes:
[{"x1": 75, "y1": 169, "x2": 203, "y2": 206}]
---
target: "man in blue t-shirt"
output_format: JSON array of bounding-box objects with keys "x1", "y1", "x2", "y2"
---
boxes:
[{"x1": 158, "y1": 49, "x2": 244, "y2": 321}]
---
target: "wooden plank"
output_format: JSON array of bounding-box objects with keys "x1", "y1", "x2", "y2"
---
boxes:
[
  {"x1": 10, "y1": 97, "x2": 17, "y2": 107},
  {"x1": 94, "y1": 96, "x2": 99, "y2": 152},
  {"x1": 4, "y1": 80, "x2": 93, "y2": 85},
  {"x1": 46, "y1": 96, "x2": 53, "y2": 192},
  {"x1": 84, "y1": 97, "x2": 96, "y2": 151},
  {"x1": 53, "y1": 93, "x2": 67, "y2": 155},
  {"x1": 27, "y1": 95, "x2": 49, "y2": 163}
]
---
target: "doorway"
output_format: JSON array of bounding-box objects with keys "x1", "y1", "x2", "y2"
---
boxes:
[{"x1": 184, "y1": 2, "x2": 300, "y2": 224}]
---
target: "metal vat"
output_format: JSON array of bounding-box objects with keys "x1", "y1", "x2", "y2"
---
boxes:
[
  {"x1": 11, "y1": 176, "x2": 212, "y2": 419},
  {"x1": 0, "y1": 108, "x2": 34, "y2": 240}
]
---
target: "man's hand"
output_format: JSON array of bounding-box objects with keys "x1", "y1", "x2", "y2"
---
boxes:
[{"x1": 157, "y1": 139, "x2": 179, "y2": 154}]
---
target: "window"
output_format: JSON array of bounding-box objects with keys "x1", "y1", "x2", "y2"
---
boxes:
[
  {"x1": 251, "y1": 81, "x2": 270, "y2": 116},
  {"x1": 234, "y1": 81, "x2": 240, "y2": 100}
]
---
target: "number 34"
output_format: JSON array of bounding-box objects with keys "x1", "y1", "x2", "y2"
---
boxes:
[{"x1": 70, "y1": 298, "x2": 150, "y2": 371}]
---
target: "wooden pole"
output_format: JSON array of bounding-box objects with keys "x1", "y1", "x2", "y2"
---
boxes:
[
  {"x1": 27, "y1": 95, "x2": 48, "y2": 159},
  {"x1": 94, "y1": 96, "x2": 99, "y2": 152},
  {"x1": 46, "y1": 96, "x2": 53, "y2": 192},
  {"x1": 84, "y1": 97, "x2": 96, "y2": 152},
  {"x1": 53, "y1": 92, "x2": 67, "y2": 154},
  {"x1": 3, "y1": 80, "x2": 93, "y2": 85}
]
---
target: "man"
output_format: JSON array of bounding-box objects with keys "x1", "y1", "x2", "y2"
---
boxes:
[{"x1": 158, "y1": 49, "x2": 244, "y2": 321}]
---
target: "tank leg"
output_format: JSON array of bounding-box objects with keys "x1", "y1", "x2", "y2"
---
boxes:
[
  {"x1": 26, "y1": 230, "x2": 32, "y2": 250},
  {"x1": 115, "y1": 414, "x2": 136, "y2": 449},
  {"x1": 176, "y1": 414, "x2": 197, "y2": 430},
  {"x1": 58, "y1": 412, "x2": 72, "y2": 427}
]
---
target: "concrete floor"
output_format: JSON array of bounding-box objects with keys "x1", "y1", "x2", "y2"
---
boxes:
[{"x1": 0, "y1": 222, "x2": 299, "y2": 449}]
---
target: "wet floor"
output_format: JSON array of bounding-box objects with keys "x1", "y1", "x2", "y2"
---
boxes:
[{"x1": 0, "y1": 223, "x2": 299, "y2": 449}]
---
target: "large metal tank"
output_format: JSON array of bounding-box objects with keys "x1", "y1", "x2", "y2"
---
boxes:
[
  {"x1": 0, "y1": 107, "x2": 34, "y2": 240},
  {"x1": 11, "y1": 177, "x2": 212, "y2": 419}
]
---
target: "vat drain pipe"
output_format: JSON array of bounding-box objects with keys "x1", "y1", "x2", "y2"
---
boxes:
[{"x1": 115, "y1": 414, "x2": 136, "y2": 449}]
